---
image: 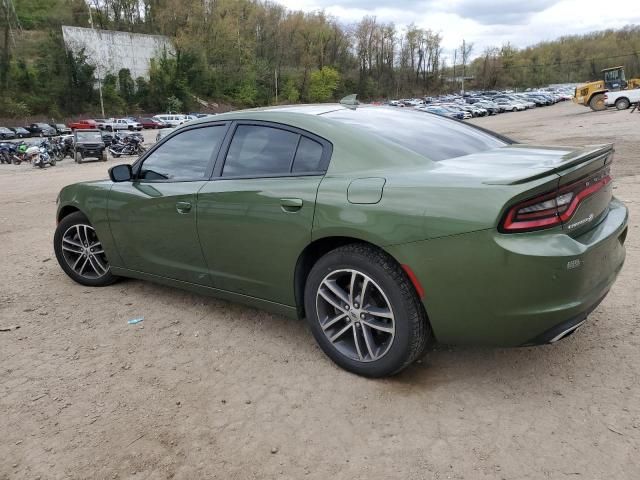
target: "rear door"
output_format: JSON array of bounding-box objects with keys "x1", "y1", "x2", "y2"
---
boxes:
[
  {"x1": 108, "y1": 123, "x2": 229, "y2": 284},
  {"x1": 197, "y1": 121, "x2": 332, "y2": 305}
]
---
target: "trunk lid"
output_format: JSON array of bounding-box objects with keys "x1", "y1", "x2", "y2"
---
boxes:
[{"x1": 437, "y1": 143, "x2": 614, "y2": 234}]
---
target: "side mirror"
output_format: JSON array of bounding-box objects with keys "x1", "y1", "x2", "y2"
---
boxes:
[{"x1": 109, "y1": 164, "x2": 133, "y2": 182}]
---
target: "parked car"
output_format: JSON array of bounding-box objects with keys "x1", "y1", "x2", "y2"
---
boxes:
[
  {"x1": 93, "y1": 119, "x2": 108, "y2": 130},
  {"x1": 9, "y1": 127, "x2": 30, "y2": 138},
  {"x1": 69, "y1": 119, "x2": 98, "y2": 130},
  {"x1": 418, "y1": 105, "x2": 462, "y2": 119},
  {"x1": 152, "y1": 114, "x2": 188, "y2": 127},
  {"x1": 473, "y1": 101, "x2": 500, "y2": 115},
  {"x1": 53, "y1": 104, "x2": 627, "y2": 378},
  {"x1": 137, "y1": 117, "x2": 166, "y2": 129},
  {"x1": 439, "y1": 105, "x2": 470, "y2": 119},
  {"x1": 117, "y1": 118, "x2": 143, "y2": 131},
  {"x1": 155, "y1": 127, "x2": 175, "y2": 142},
  {"x1": 101, "y1": 118, "x2": 143, "y2": 132},
  {"x1": 604, "y1": 89, "x2": 640, "y2": 110},
  {"x1": 0, "y1": 127, "x2": 16, "y2": 140},
  {"x1": 493, "y1": 99, "x2": 521, "y2": 112},
  {"x1": 50, "y1": 123, "x2": 72, "y2": 135},
  {"x1": 73, "y1": 129, "x2": 107, "y2": 164},
  {"x1": 26, "y1": 123, "x2": 56, "y2": 137}
]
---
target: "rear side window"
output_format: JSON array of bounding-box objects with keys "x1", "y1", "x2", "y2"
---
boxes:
[
  {"x1": 326, "y1": 107, "x2": 508, "y2": 161},
  {"x1": 139, "y1": 126, "x2": 225, "y2": 181},
  {"x1": 222, "y1": 125, "x2": 326, "y2": 177},
  {"x1": 292, "y1": 137, "x2": 323, "y2": 173}
]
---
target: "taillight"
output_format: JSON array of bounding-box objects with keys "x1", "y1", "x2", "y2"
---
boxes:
[{"x1": 501, "y1": 166, "x2": 611, "y2": 233}]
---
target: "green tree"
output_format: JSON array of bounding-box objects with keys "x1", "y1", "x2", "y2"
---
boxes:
[
  {"x1": 118, "y1": 68, "x2": 135, "y2": 103},
  {"x1": 308, "y1": 66, "x2": 340, "y2": 102}
]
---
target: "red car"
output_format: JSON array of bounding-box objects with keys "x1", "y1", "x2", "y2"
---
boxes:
[
  {"x1": 68, "y1": 119, "x2": 97, "y2": 130},
  {"x1": 137, "y1": 117, "x2": 166, "y2": 129}
]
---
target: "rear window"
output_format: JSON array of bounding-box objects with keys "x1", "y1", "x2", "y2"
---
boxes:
[{"x1": 325, "y1": 107, "x2": 508, "y2": 161}]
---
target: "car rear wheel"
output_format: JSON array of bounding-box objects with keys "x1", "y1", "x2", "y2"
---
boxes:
[
  {"x1": 304, "y1": 244, "x2": 429, "y2": 377},
  {"x1": 54, "y1": 212, "x2": 117, "y2": 287},
  {"x1": 615, "y1": 98, "x2": 630, "y2": 110}
]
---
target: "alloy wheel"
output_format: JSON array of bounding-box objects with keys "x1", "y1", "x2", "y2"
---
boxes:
[
  {"x1": 316, "y1": 269, "x2": 395, "y2": 362},
  {"x1": 61, "y1": 224, "x2": 109, "y2": 279}
]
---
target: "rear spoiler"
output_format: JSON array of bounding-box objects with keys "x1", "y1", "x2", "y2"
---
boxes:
[{"x1": 485, "y1": 144, "x2": 613, "y2": 185}]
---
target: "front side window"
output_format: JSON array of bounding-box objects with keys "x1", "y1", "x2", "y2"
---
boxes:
[{"x1": 138, "y1": 126, "x2": 225, "y2": 181}]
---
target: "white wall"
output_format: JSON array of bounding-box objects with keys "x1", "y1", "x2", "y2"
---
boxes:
[{"x1": 61, "y1": 26, "x2": 174, "y2": 80}]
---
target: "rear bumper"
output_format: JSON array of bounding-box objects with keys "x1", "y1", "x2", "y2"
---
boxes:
[
  {"x1": 386, "y1": 198, "x2": 628, "y2": 346},
  {"x1": 522, "y1": 291, "x2": 607, "y2": 345}
]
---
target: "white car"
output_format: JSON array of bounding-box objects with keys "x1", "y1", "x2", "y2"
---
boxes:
[
  {"x1": 101, "y1": 118, "x2": 142, "y2": 131},
  {"x1": 115, "y1": 118, "x2": 142, "y2": 131},
  {"x1": 152, "y1": 114, "x2": 189, "y2": 127},
  {"x1": 604, "y1": 89, "x2": 640, "y2": 110}
]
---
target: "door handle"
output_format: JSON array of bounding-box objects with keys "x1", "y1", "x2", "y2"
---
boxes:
[
  {"x1": 280, "y1": 198, "x2": 303, "y2": 212},
  {"x1": 176, "y1": 201, "x2": 192, "y2": 214}
]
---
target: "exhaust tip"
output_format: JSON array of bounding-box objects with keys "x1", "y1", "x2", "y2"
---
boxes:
[{"x1": 548, "y1": 320, "x2": 586, "y2": 343}]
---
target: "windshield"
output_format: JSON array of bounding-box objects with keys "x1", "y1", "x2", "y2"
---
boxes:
[
  {"x1": 76, "y1": 131, "x2": 103, "y2": 142},
  {"x1": 325, "y1": 107, "x2": 508, "y2": 162}
]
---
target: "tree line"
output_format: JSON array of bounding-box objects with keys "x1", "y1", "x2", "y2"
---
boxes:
[{"x1": 1, "y1": 0, "x2": 640, "y2": 118}]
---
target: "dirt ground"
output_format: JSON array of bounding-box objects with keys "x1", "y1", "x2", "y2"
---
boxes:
[{"x1": 1, "y1": 102, "x2": 639, "y2": 480}]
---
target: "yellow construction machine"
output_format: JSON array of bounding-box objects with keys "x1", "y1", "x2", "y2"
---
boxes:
[{"x1": 573, "y1": 66, "x2": 640, "y2": 111}]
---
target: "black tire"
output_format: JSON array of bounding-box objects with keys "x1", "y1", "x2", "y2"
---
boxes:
[
  {"x1": 75, "y1": 152, "x2": 83, "y2": 164},
  {"x1": 101, "y1": 151, "x2": 107, "y2": 162},
  {"x1": 615, "y1": 98, "x2": 630, "y2": 110},
  {"x1": 589, "y1": 93, "x2": 606, "y2": 111},
  {"x1": 50, "y1": 159, "x2": 56, "y2": 166},
  {"x1": 54, "y1": 211, "x2": 118, "y2": 287},
  {"x1": 304, "y1": 244, "x2": 429, "y2": 377}
]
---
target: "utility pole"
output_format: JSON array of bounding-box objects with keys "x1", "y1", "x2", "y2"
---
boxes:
[
  {"x1": 87, "y1": 5, "x2": 105, "y2": 117},
  {"x1": 1, "y1": 0, "x2": 20, "y2": 91},
  {"x1": 461, "y1": 39, "x2": 465, "y2": 95},
  {"x1": 274, "y1": 68, "x2": 278, "y2": 104},
  {"x1": 452, "y1": 49, "x2": 457, "y2": 93}
]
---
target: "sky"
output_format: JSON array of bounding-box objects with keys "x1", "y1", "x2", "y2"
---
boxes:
[{"x1": 276, "y1": 0, "x2": 640, "y2": 60}]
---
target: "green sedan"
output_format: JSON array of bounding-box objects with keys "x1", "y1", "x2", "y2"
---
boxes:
[{"x1": 54, "y1": 104, "x2": 628, "y2": 377}]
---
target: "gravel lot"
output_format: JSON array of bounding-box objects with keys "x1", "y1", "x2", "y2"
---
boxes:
[{"x1": 1, "y1": 102, "x2": 639, "y2": 479}]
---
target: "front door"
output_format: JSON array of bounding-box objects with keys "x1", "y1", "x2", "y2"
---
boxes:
[
  {"x1": 197, "y1": 122, "x2": 332, "y2": 305},
  {"x1": 108, "y1": 123, "x2": 228, "y2": 284}
]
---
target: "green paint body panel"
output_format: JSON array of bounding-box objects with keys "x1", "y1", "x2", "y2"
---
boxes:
[
  {"x1": 55, "y1": 105, "x2": 629, "y2": 347},
  {"x1": 197, "y1": 176, "x2": 322, "y2": 305}
]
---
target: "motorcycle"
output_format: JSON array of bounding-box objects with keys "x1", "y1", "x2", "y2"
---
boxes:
[
  {"x1": 47, "y1": 137, "x2": 65, "y2": 162},
  {"x1": 0, "y1": 142, "x2": 17, "y2": 164},
  {"x1": 30, "y1": 142, "x2": 56, "y2": 168},
  {"x1": 61, "y1": 135, "x2": 75, "y2": 158},
  {"x1": 108, "y1": 133, "x2": 146, "y2": 157},
  {"x1": 0, "y1": 142, "x2": 27, "y2": 164}
]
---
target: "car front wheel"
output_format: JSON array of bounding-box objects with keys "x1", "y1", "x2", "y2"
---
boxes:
[
  {"x1": 304, "y1": 244, "x2": 429, "y2": 377},
  {"x1": 54, "y1": 212, "x2": 117, "y2": 287}
]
